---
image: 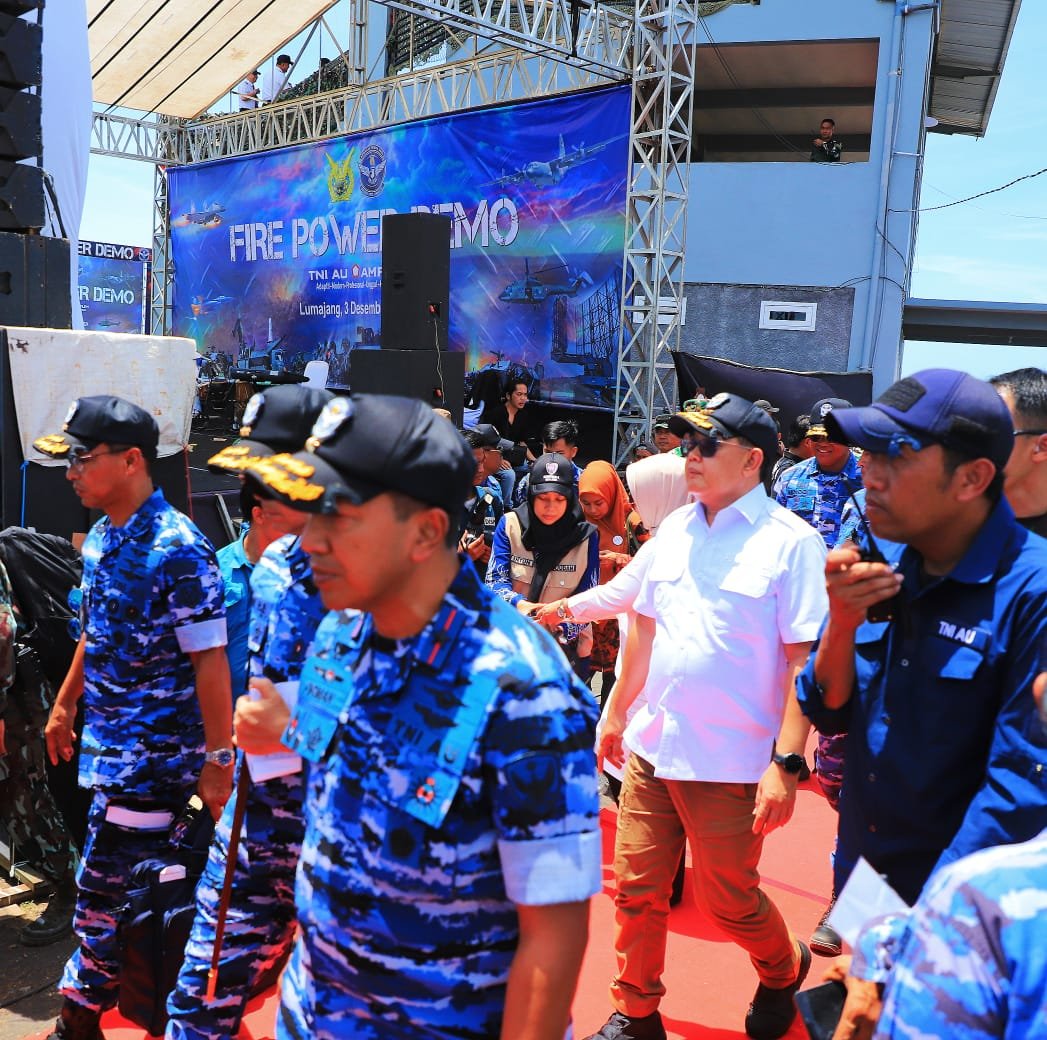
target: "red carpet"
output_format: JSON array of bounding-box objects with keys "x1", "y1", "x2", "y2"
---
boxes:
[{"x1": 29, "y1": 760, "x2": 837, "y2": 1040}]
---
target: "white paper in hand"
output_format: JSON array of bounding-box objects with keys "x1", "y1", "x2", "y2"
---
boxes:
[
  {"x1": 244, "y1": 681, "x2": 303, "y2": 783},
  {"x1": 828, "y1": 856, "x2": 909, "y2": 948}
]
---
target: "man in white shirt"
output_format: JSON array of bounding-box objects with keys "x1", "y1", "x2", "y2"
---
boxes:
[
  {"x1": 585, "y1": 394, "x2": 828, "y2": 1040},
  {"x1": 261, "y1": 54, "x2": 293, "y2": 103},
  {"x1": 236, "y1": 69, "x2": 260, "y2": 110}
]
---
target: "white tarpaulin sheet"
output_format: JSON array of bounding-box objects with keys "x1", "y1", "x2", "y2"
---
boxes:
[
  {"x1": 89, "y1": 0, "x2": 337, "y2": 118},
  {"x1": 6, "y1": 327, "x2": 197, "y2": 464}
]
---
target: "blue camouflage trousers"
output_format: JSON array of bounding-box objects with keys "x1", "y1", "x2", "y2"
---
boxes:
[
  {"x1": 61, "y1": 788, "x2": 189, "y2": 1013},
  {"x1": 814, "y1": 732, "x2": 847, "y2": 812},
  {"x1": 165, "y1": 766, "x2": 304, "y2": 1040}
]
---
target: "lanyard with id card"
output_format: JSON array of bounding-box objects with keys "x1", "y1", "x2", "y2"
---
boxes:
[{"x1": 282, "y1": 657, "x2": 356, "y2": 763}]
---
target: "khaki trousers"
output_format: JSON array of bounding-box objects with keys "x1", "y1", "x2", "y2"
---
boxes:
[{"x1": 609, "y1": 753, "x2": 798, "y2": 1016}]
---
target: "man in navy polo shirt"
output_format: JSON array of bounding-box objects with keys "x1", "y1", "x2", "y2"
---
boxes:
[{"x1": 797, "y1": 368, "x2": 1047, "y2": 909}]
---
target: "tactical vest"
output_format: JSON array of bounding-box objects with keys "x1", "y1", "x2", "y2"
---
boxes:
[{"x1": 503, "y1": 511, "x2": 591, "y2": 603}]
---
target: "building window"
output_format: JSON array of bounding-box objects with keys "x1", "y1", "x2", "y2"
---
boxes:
[{"x1": 692, "y1": 38, "x2": 878, "y2": 163}]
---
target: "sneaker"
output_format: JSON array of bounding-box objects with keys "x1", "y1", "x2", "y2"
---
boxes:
[
  {"x1": 583, "y1": 1010, "x2": 667, "y2": 1040},
  {"x1": 809, "y1": 896, "x2": 843, "y2": 957},
  {"x1": 744, "y1": 940, "x2": 812, "y2": 1040}
]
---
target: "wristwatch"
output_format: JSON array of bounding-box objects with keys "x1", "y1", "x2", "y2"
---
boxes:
[
  {"x1": 771, "y1": 750, "x2": 805, "y2": 775},
  {"x1": 556, "y1": 600, "x2": 573, "y2": 620},
  {"x1": 204, "y1": 747, "x2": 236, "y2": 768}
]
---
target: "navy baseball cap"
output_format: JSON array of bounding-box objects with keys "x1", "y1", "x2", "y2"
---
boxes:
[
  {"x1": 653, "y1": 413, "x2": 673, "y2": 430},
  {"x1": 34, "y1": 395, "x2": 159, "y2": 461},
  {"x1": 471, "y1": 423, "x2": 514, "y2": 455},
  {"x1": 667, "y1": 392, "x2": 779, "y2": 462},
  {"x1": 245, "y1": 393, "x2": 476, "y2": 515},
  {"x1": 208, "y1": 384, "x2": 334, "y2": 473},
  {"x1": 529, "y1": 453, "x2": 576, "y2": 496},
  {"x1": 826, "y1": 369, "x2": 1014, "y2": 469},
  {"x1": 807, "y1": 398, "x2": 852, "y2": 438}
]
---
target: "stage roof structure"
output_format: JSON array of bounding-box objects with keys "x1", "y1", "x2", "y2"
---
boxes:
[{"x1": 88, "y1": 0, "x2": 339, "y2": 118}]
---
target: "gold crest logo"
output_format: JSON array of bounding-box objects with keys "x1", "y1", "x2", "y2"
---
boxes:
[{"x1": 326, "y1": 150, "x2": 357, "y2": 202}]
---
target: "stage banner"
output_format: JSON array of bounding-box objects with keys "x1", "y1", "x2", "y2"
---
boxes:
[
  {"x1": 673, "y1": 352, "x2": 874, "y2": 422},
  {"x1": 168, "y1": 84, "x2": 631, "y2": 406},
  {"x1": 77, "y1": 241, "x2": 152, "y2": 334}
]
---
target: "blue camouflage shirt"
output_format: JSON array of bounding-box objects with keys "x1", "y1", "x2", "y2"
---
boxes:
[
  {"x1": 247, "y1": 535, "x2": 326, "y2": 684},
  {"x1": 77, "y1": 489, "x2": 226, "y2": 792},
  {"x1": 873, "y1": 829, "x2": 1047, "y2": 1039},
  {"x1": 798, "y1": 498, "x2": 1047, "y2": 904},
  {"x1": 279, "y1": 559, "x2": 601, "y2": 1039},
  {"x1": 773, "y1": 452, "x2": 863, "y2": 547},
  {"x1": 217, "y1": 531, "x2": 253, "y2": 698}
]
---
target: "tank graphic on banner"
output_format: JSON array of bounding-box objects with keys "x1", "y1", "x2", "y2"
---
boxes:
[{"x1": 168, "y1": 85, "x2": 630, "y2": 408}]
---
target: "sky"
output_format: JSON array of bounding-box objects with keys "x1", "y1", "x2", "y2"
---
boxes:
[{"x1": 80, "y1": 2, "x2": 1047, "y2": 379}]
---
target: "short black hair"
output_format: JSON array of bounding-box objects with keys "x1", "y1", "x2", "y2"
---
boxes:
[
  {"x1": 387, "y1": 490, "x2": 459, "y2": 548},
  {"x1": 821, "y1": 117, "x2": 836, "y2": 128},
  {"x1": 542, "y1": 419, "x2": 579, "y2": 447},
  {"x1": 941, "y1": 446, "x2": 1005, "y2": 503},
  {"x1": 239, "y1": 480, "x2": 264, "y2": 520},
  {"x1": 462, "y1": 429, "x2": 486, "y2": 451},
  {"x1": 785, "y1": 414, "x2": 812, "y2": 450},
  {"x1": 504, "y1": 376, "x2": 527, "y2": 397},
  {"x1": 989, "y1": 367, "x2": 1047, "y2": 426}
]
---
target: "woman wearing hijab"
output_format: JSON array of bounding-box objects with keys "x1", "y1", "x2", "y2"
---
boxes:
[
  {"x1": 485, "y1": 453, "x2": 600, "y2": 677},
  {"x1": 578, "y1": 461, "x2": 632, "y2": 697}
]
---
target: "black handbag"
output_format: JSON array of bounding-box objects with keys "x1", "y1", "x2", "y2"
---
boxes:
[{"x1": 116, "y1": 797, "x2": 215, "y2": 1036}]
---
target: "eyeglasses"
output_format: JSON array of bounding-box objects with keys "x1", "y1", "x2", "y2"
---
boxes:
[
  {"x1": 680, "y1": 431, "x2": 751, "y2": 459},
  {"x1": 1014, "y1": 429, "x2": 1047, "y2": 437},
  {"x1": 65, "y1": 448, "x2": 130, "y2": 471}
]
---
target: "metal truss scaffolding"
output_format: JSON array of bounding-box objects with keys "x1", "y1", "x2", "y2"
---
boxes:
[
  {"x1": 93, "y1": 1, "x2": 693, "y2": 455},
  {"x1": 613, "y1": 0, "x2": 698, "y2": 462}
]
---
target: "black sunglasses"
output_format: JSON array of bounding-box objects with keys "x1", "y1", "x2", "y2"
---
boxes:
[{"x1": 680, "y1": 431, "x2": 751, "y2": 459}]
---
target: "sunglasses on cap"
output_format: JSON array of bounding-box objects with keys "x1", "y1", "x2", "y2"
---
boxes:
[{"x1": 680, "y1": 431, "x2": 753, "y2": 459}]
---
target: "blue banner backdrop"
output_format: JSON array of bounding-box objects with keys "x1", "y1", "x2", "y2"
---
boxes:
[
  {"x1": 77, "y1": 240, "x2": 152, "y2": 334},
  {"x1": 168, "y1": 84, "x2": 631, "y2": 406}
]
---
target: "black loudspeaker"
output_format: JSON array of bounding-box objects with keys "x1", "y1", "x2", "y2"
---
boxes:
[
  {"x1": 380, "y1": 213, "x2": 450, "y2": 350},
  {"x1": 350, "y1": 349, "x2": 465, "y2": 426},
  {"x1": 0, "y1": 10, "x2": 43, "y2": 230},
  {"x1": 0, "y1": 230, "x2": 71, "y2": 325}
]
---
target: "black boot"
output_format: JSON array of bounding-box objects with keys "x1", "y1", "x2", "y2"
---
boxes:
[
  {"x1": 22, "y1": 877, "x2": 77, "y2": 947},
  {"x1": 45, "y1": 999, "x2": 105, "y2": 1040}
]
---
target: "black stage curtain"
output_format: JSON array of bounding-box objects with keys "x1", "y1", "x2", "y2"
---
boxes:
[{"x1": 673, "y1": 352, "x2": 874, "y2": 423}]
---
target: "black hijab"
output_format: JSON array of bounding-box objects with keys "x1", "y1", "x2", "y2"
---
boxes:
[{"x1": 512, "y1": 453, "x2": 595, "y2": 600}]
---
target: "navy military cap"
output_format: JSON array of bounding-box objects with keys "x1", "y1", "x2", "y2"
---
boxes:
[
  {"x1": 471, "y1": 423, "x2": 514, "y2": 455},
  {"x1": 34, "y1": 395, "x2": 159, "y2": 460},
  {"x1": 827, "y1": 369, "x2": 1014, "y2": 469},
  {"x1": 807, "y1": 397, "x2": 852, "y2": 438},
  {"x1": 667, "y1": 392, "x2": 779, "y2": 462},
  {"x1": 208, "y1": 384, "x2": 334, "y2": 473},
  {"x1": 245, "y1": 393, "x2": 476, "y2": 516}
]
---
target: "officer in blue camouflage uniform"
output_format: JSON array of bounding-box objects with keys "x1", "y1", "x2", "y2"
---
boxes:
[
  {"x1": 37, "y1": 396, "x2": 233, "y2": 1040},
  {"x1": 773, "y1": 399, "x2": 860, "y2": 958},
  {"x1": 166, "y1": 385, "x2": 331, "y2": 1040},
  {"x1": 772, "y1": 398, "x2": 862, "y2": 547},
  {"x1": 237, "y1": 394, "x2": 602, "y2": 1039}
]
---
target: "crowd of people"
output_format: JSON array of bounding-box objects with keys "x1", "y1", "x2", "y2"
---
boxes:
[{"x1": 1, "y1": 364, "x2": 1045, "y2": 1040}]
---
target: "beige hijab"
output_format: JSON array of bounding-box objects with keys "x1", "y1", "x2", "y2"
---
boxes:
[{"x1": 625, "y1": 452, "x2": 690, "y2": 534}]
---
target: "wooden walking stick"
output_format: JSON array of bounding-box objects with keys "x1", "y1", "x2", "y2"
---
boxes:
[{"x1": 205, "y1": 764, "x2": 251, "y2": 1002}]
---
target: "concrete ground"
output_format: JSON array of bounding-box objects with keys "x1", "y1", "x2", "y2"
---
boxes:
[{"x1": 0, "y1": 899, "x2": 74, "y2": 1040}]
